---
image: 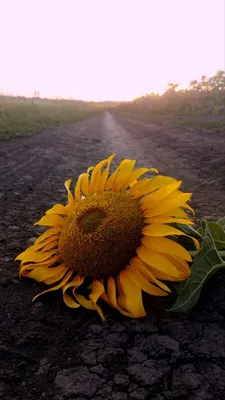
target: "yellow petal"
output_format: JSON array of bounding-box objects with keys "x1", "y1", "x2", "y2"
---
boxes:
[
  {"x1": 144, "y1": 216, "x2": 193, "y2": 225},
  {"x1": 105, "y1": 159, "x2": 124, "y2": 191},
  {"x1": 35, "y1": 227, "x2": 62, "y2": 245},
  {"x1": 16, "y1": 246, "x2": 34, "y2": 261},
  {"x1": 143, "y1": 264, "x2": 183, "y2": 282},
  {"x1": 101, "y1": 291, "x2": 110, "y2": 305},
  {"x1": 131, "y1": 257, "x2": 171, "y2": 292},
  {"x1": 100, "y1": 277, "x2": 132, "y2": 317},
  {"x1": 37, "y1": 241, "x2": 58, "y2": 252},
  {"x1": 89, "y1": 280, "x2": 104, "y2": 303},
  {"x1": 131, "y1": 175, "x2": 176, "y2": 199},
  {"x1": 99, "y1": 154, "x2": 115, "y2": 191},
  {"x1": 32, "y1": 270, "x2": 73, "y2": 302},
  {"x1": 141, "y1": 236, "x2": 192, "y2": 262},
  {"x1": 130, "y1": 179, "x2": 138, "y2": 188},
  {"x1": 19, "y1": 255, "x2": 60, "y2": 276},
  {"x1": 117, "y1": 270, "x2": 146, "y2": 318},
  {"x1": 75, "y1": 173, "x2": 88, "y2": 201},
  {"x1": 143, "y1": 192, "x2": 192, "y2": 218},
  {"x1": 149, "y1": 168, "x2": 158, "y2": 174},
  {"x1": 87, "y1": 165, "x2": 94, "y2": 173},
  {"x1": 63, "y1": 293, "x2": 80, "y2": 308},
  {"x1": 63, "y1": 274, "x2": 84, "y2": 292},
  {"x1": 89, "y1": 280, "x2": 106, "y2": 320},
  {"x1": 122, "y1": 168, "x2": 152, "y2": 191},
  {"x1": 17, "y1": 236, "x2": 58, "y2": 256},
  {"x1": 189, "y1": 235, "x2": 200, "y2": 251},
  {"x1": 106, "y1": 276, "x2": 118, "y2": 308},
  {"x1": 62, "y1": 275, "x2": 84, "y2": 308},
  {"x1": 128, "y1": 178, "x2": 150, "y2": 196},
  {"x1": 165, "y1": 254, "x2": 191, "y2": 279},
  {"x1": 136, "y1": 246, "x2": 180, "y2": 278},
  {"x1": 33, "y1": 239, "x2": 58, "y2": 251},
  {"x1": 128, "y1": 266, "x2": 168, "y2": 296},
  {"x1": 142, "y1": 223, "x2": 199, "y2": 252},
  {"x1": 158, "y1": 207, "x2": 189, "y2": 219},
  {"x1": 35, "y1": 214, "x2": 65, "y2": 227},
  {"x1": 20, "y1": 254, "x2": 59, "y2": 267},
  {"x1": 36, "y1": 237, "x2": 59, "y2": 250},
  {"x1": 44, "y1": 268, "x2": 69, "y2": 285},
  {"x1": 141, "y1": 180, "x2": 182, "y2": 207},
  {"x1": 28, "y1": 264, "x2": 66, "y2": 282},
  {"x1": 89, "y1": 158, "x2": 109, "y2": 193},
  {"x1": 142, "y1": 224, "x2": 187, "y2": 237},
  {"x1": 46, "y1": 204, "x2": 66, "y2": 215},
  {"x1": 183, "y1": 202, "x2": 195, "y2": 215},
  {"x1": 16, "y1": 249, "x2": 57, "y2": 263},
  {"x1": 65, "y1": 179, "x2": 75, "y2": 206},
  {"x1": 80, "y1": 173, "x2": 89, "y2": 197},
  {"x1": 81, "y1": 165, "x2": 95, "y2": 196},
  {"x1": 75, "y1": 294, "x2": 96, "y2": 309},
  {"x1": 113, "y1": 159, "x2": 136, "y2": 190}
]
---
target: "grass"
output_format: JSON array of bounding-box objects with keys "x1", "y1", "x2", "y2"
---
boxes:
[
  {"x1": 117, "y1": 110, "x2": 225, "y2": 133},
  {"x1": 175, "y1": 116, "x2": 225, "y2": 132},
  {"x1": 0, "y1": 96, "x2": 105, "y2": 139}
]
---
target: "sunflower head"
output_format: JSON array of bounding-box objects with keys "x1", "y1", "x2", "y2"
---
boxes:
[
  {"x1": 59, "y1": 191, "x2": 144, "y2": 279},
  {"x1": 16, "y1": 155, "x2": 199, "y2": 320}
]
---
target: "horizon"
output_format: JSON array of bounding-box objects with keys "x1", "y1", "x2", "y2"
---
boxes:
[
  {"x1": 0, "y1": 0, "x2": 224, "y2": 101},
  {"x1": 0, "y1": 70, "x2": 224, "y2": 104}
]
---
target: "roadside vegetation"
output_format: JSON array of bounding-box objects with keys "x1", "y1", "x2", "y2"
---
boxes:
[
  {"x1": 116, "y1": 70, "x2": 225, "y2": 132},
  {"x1": 0, "y1": 97, "x2": 109, "y2": 139}
]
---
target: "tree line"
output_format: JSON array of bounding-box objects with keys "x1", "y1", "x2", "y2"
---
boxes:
[{"x1": 118, "y1": 70, "x2": 225, "y2": 116}]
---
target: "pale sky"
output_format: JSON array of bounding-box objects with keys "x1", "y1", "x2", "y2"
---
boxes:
[{"x1": 0, "y1": 0, "x2": 224, "y2": 101}]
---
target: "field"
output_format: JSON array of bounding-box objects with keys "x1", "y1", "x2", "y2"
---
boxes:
[
  {"x1": 0, "y1": 96, "x2": 105, "y2": 139},
  {"x1": 1, "y1": 111, "x2": 225, "y2": 399}
]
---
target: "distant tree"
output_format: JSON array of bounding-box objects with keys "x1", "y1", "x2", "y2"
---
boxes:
[
  {"x1": 189, "y1": 80, "x2": 199, "y2": 91},
  {"x1": 199, "y1": 75, "x2": 208, "y2": 91},
  {"x1": 166, "y1": 83, "x2": 179, "y2": 92},
  {"x1": 213, "y1": 70, "x2": 225, "y2": 90}
]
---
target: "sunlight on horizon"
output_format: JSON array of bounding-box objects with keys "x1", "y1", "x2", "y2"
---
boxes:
[{"x1": 0, "y1": 0, "x2": 224, "y2": 101}]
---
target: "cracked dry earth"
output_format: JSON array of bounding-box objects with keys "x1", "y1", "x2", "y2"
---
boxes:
[{"x1": 1, "y1": 111, "x2": 225, "y2": 400}]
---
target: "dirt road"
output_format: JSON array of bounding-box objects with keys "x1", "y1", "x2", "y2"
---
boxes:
[{"x1": 1, "y1": 112, "x2": 225, "y2": 399}]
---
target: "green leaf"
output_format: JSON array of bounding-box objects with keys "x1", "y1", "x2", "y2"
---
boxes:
[
  {"x1": 207, "y1": 222, "x2": 225, "y2": 250},
  {"x1": 171, "y1": 223, "x2": 202, "y2": 239},
  {"x1": 170, "y1": 225, "x2": 225, "y2": 313},
  {"x1": 172, "y1": 280, "x2": 187, "y2": 295},
  {"x1": 217, "y1": 217, "x2": 225, "y2": 230}
]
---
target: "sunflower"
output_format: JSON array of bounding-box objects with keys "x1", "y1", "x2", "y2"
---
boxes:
[{"x1": 16, "y1": 155, "x2": 199, "y2": 320}]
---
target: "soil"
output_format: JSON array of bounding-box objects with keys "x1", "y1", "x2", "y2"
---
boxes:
[{"x1": 1, "y1": 111, "x2": 225, "y2": 400}]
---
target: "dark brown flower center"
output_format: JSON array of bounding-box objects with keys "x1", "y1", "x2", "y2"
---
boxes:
[
  {"x1": 58, "y1": 191, "x2": 144, "y2": 279},
  {"x1": 78, "y1": 208, "x2": 106, "y2": 234}
]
